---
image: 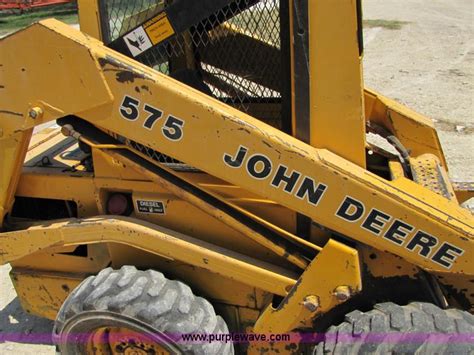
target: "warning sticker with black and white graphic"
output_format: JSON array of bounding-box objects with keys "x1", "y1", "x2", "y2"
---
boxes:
[
  {"x1": 123, "y1": 26, "x2": 153, "y2": 57},
  {"x1": 136, "y1": 200, "x2": 165, "y2": 214}
]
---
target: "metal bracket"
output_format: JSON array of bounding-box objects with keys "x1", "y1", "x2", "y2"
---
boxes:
[{"x1": 252, "y1": 239, "x2": 361, "y2": 334}]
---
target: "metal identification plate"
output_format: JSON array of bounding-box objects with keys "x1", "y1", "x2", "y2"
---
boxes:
[{"x1": 136, "y1": 200, "x2": 165, "y2": 214}]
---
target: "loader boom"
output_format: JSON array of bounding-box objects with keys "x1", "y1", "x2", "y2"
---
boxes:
[
  {"x1": 0, "y1": 20, "x2": 472, "y2": 275},
  {"x1": 1, "y1": 1, "x2": 474, "y2": 352}
]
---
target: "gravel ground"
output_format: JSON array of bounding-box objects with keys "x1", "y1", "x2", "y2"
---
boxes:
[
  {"x1": 363, "y1": 0, "x2": 473, "y2": 181},
  {"x1": 0, "y1": 0, "x2": 472, "y2": 353}
]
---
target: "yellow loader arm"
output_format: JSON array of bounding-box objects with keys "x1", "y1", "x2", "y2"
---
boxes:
[{"x1": 0, "y1": 20, "x2": 473, "y2": 276}]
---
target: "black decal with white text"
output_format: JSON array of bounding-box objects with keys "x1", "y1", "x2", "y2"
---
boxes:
[{"x1": 136, "y1": 200, "x2": 165, "y2": 214}]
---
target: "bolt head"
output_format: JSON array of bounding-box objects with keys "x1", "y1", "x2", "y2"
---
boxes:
[
  {"x1": 334, "y1": 286, "x2": 351, "y2": 301},
  {"x1": 302, "y1": 295, "x2": 319, "y2": 312},
  {"x1": 29, "y1": 107, "x2": 43, "y2": 119}
]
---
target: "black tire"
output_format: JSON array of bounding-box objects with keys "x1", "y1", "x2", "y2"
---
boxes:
[
  {"x1": 54, "y1": 266, "x2": 234, "y2": 355},
  {"x1": 314, "y1": 302, "x2": 474, "y2": 354}
]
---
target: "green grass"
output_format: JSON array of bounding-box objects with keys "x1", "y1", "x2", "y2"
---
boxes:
[
  {"x1": 0, "y1": 5, "x2": 408, "y2": 38},
  {"x1": 363, "y1": 19, "x2": 409, "y2": 30},
  {"x1": 0, "y1": 3, "x2": 77, "y2": 35}
]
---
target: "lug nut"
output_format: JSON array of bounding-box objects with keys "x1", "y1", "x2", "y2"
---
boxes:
[
  {"x1": 29, "y1": 107, "x2": 43, "y2": 119},
  {"x1": 334, "y1": 286, "x2": 351, "y2": 301},
  {"x1": 302, "y1": 295, "x2": 319, "y2": 312}
]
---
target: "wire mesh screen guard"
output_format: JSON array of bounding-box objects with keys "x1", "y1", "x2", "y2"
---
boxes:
[{"x1": 102, "y1": 0, "x2": 283, "y2": 165}]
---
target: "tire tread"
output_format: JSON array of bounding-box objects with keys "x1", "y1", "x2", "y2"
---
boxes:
[
  {"x1": 314, "y1": 302, "x2": 474, "y2": 354},
  {"x1": 55, "y1": 266, "x2": 233, "y2": 355}
]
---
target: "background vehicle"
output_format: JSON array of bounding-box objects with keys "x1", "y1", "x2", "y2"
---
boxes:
[{"x1": 0, "y1": 0, "x2": 74, "y2": 12}]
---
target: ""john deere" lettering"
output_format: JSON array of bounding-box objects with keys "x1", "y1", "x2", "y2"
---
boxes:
[
  {"x1": 223, "y1": 145, "x2": 327, "y2": 206},
  {"x1": 222, "y1": 145, "x2": 465, "y2": 270}
]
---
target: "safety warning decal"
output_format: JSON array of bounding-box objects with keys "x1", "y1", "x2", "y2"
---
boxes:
[
  {"x1": 136, "y1": 200, "x2": 165, "y2": 214},
  {"x1": 144, "y1": 12, "x2": 175, "y2": 45},
  {"x1": 123, "y1": 12, "x2": 175, "y2": 57},
  {"x1": 123, "y1": 26, "x2": 153, "y2": 57}
]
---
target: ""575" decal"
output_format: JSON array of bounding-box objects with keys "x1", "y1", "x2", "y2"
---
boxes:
[{"x1": 119, "y1": 95, "x2": 185, "y2": 141}]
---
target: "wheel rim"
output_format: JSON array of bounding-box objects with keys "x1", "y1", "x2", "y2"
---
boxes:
[{"x1": 57, "y1": 311, "x2": 183, "y2": 355}]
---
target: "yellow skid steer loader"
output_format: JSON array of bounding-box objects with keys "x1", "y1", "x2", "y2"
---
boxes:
[{"x1": 0, "y1": 0, "x2": 473, "y2": 354}]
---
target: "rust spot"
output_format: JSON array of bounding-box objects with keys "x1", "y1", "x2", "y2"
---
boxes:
[
  {"x1": 116, "y1": 70, "x2": 145, "y2": 83},
  {"x1": 276, "y1": 278, "x2": 302, "y2": 311},
  {"x1": 98, "y1": 56, "x2": 117, "y2": 68},
  {"x1": 238, "y1": 127, "x2": 251, "y2": 134},
  {"x1": 98, "y1": 56, "x2": 152, "y2": 82},
  {"x1": 284, "y1": 343, "x2": 298, "y2": 352},
  {"x1": 39, "y1": 284, "x2": 55, "y2": 303}
]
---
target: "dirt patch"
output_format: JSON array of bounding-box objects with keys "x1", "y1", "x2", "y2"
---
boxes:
[
  {"x1": 433, "y1": 118, "x2": 474, "y2": 135},
  {"x1": 364, "y1": 19, "x2": 410, "y2": 30}
]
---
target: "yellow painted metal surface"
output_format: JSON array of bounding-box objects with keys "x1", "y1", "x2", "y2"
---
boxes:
[
  {"x1": 0, "y1": 20, "x2": 472, "y2": 275},
  {"x1": 452, "y1": 182, "x2": 474, "y2": 204},
  {"x1": 434, "y1": 272, "x2": 474, "y2": 313},
  {"x1": 388, "y1": 160, "x2": 406, "y2": 180},
  {"x1": 365, "y1": 88, "x2": 448, "y2": 168},
  {"x1": 309, "y1": 0, "x2": 366, "y2": 167},
  {"x1": 108, "y1": 244, "x2": 272, "y2": 311},
  {"x1": 12, "y1": 244, "x2": 111, "y2": 274},
  {"x1": 359, "y1": 246, "x2": 420, "y2": 279},
  {"x1": 13, "y1": 245, "x2": 271, "y2": 320},
  {"x1": 1, "y1": 216, "x2": 298, "y2": 296},
  {"x1": 77, "y1": 0, "x2": 102, "y2": 39},
  {"x1": 10, "y1": 270, "x2": 84, "y2": 320},
  {"x1": 0, "y1": 131, "x2": 31, "y2": 225},
  {"x1": 106, "y1": 148, "x2": 313, "y2": 270},
  {"x1": 16, "y1": 150, "x2": 301, "y2": 268},
  {"x1": 253, "y1": 240, "x2": 361, "y2": 334},
  {"x1": 0, "y1": 0, "x2": 472, "y2": 342},
  {"x1": 410, "y1": 153, "x2": 457, "y2": 201}
]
